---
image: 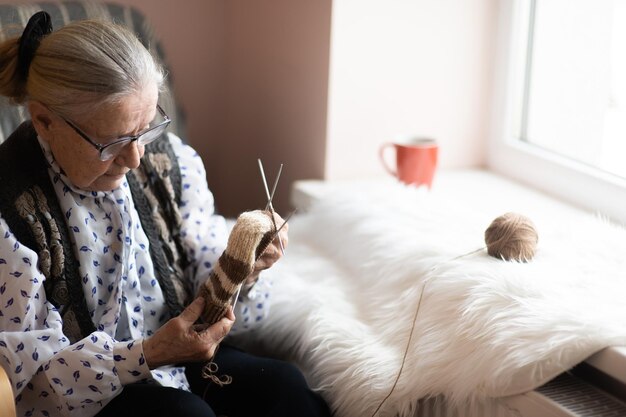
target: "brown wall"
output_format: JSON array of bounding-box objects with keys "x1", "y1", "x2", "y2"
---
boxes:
[
  {"x1": 1, "y1": 0, "x2": 332, "y2": 217},
  {"x1": 210, "y1": 1, "x2": 332, "y2": 215}
]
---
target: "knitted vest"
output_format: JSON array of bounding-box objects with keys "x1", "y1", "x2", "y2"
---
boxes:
[{"x1": 0, "y1": 122, "x2": 191, "y2": 343}]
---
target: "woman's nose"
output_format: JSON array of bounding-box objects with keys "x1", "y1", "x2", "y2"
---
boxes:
[{"x1": 115, "y1": 140, "x2": 144, "y2": 169}]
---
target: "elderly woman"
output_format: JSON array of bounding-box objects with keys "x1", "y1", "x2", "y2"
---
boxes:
[{"x1": 0, "y1": 11, "x2": 330, "y2": 417}]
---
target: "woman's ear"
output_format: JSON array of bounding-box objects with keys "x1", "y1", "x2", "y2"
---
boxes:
[{"x1": 27, "y1": 100, "x2": 55, "y2": 142}]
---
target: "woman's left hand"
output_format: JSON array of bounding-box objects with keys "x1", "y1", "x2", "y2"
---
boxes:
[{"x1": 245, "y1": 211, "x2": 289, "y2": 285}]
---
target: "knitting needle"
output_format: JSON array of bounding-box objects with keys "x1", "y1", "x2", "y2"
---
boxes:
[
  {"x1": 257, "y1": 158, "x2": 279, "y2": 228},
  {"x1": 257, "y1": 159, "x2": 286, "y2": 255},
  {"x1": 274, "y1": 208, "x2": 295, "y2": 235},
  {"x1": 258, "y1": 158, "x2": 272, "y2": 207},
  {"x1": 231, "y1": 286, "x2": 242, "y2": 310},
  {"x1": 265, "y1": 164, "x2": 283, "y2": 211}
]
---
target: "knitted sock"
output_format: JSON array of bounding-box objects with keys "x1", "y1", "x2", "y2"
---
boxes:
[{"x1": 198, "y1": 210, "x2": 276, "y2": 324}]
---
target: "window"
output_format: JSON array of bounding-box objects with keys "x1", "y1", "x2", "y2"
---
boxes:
[
  {"x1": 523, "y1": 0, "x2": 626, "y2": 177},
  {"x1": 489, "y1": 0, "x2": 626, "y2": 224}
]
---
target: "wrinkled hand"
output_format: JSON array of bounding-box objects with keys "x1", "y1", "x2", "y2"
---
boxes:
[
  {"x1": 246, "y1": 211, "x2": 289, "y2": 285},
  {"x1": 142, "y1": 297, "x2": 234, "y2": 369}
]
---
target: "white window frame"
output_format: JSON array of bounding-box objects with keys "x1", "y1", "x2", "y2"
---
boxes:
[{"x1": 488, "y1": 0, "x2": 626, "y2": 225}]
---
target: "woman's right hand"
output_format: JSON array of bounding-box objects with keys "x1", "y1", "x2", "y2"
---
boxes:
[{"x1": 142, "y1": 297, "x2": 235, "y2": 369}]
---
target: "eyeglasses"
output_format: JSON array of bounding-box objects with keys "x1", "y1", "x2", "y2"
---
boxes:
[{"x1": 60, "y1": 104, "x2": 171, "y2": 161}]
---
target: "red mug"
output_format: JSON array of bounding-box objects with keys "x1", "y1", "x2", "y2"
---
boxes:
[{"x1": 379, "y1": 138, "x2": 439, "y2": 188}]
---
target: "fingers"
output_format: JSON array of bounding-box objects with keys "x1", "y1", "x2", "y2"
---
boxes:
[
  {"x1": 271, "y1": 212, "x2": 289, "y2": 233},
  {"x1": 254, "y1": 245, "x2": 279, "y2": 272},
  {"x1": 269, "y1": 211, "x2": 289, "y2": 251},
  {"x1": 253, "y1": 211, "x2": 289, "y2": 274},
  {"x1": 225, "y1": 306, "x2": 235, "y2": 321},
  {"x1": 275, "y1": 227, "x2": 288, "y2": 250},
  {"x1": 197, "y1": 310, "x2": 235, "y2": 342},
  {"x1": 248, "y1": 210, "x2": 290, "y2": 282},
  {"x1": 271, "y1": 211, "x2": 284, "y2": 224},
  {"x1": 178, "y1": 296, "x2": 205, "y2": 324},
  {"x1": 193, "y1": 306, "x2": 235, "y2": 337},
  {"x1": 144, "y1": 302, "x2": 235, "y2": 369}
]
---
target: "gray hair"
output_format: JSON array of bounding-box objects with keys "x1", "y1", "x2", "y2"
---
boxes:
[{"x1": 0, "y1": 19, "x2": 165, "y2": 118}]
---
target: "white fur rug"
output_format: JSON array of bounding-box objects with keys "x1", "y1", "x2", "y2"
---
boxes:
[{"x1": 233, "y1": 179, "x2": 626, "y2": 417}]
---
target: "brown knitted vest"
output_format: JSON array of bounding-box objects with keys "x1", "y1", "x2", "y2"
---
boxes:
[{"x1": 0, "y1": 122, "x2": 190, "y2": 343}]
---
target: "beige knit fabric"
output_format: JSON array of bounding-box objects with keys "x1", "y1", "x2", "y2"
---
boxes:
[{"x1": 199, "y1": 210, "x2": 276, "y2": 324}]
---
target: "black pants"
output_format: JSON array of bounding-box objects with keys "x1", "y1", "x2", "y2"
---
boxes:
[{"x1": 96, "y1": 345, "x2": 331, "y2": 417}]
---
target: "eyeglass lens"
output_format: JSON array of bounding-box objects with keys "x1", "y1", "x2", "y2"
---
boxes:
[{"x1": 99, "y1": 123, "x2": 168, "y2": 161}]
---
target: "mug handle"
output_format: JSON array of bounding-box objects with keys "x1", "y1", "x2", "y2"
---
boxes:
[{"x1": 378, "y1": 142, "x2": 397, "y2": 178}]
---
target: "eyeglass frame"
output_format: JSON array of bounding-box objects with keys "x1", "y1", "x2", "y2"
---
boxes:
[{"x1": 59, "y1": 104, "x2": 171, "y2": 161}]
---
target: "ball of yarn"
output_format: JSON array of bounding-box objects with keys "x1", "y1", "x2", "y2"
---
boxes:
[{"x1": 484, "y1": 212, "x2": 538, "y2": 262}]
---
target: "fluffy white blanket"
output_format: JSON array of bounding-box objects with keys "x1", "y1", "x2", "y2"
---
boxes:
[{"x1": 234, "y1": 179, "x2": 626, "y2": 417}]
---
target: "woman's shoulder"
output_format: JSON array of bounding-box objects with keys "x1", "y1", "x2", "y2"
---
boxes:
[
  {"x1": 0, "y1": 121, "x2": 37, "y2": 154},
  {"x1": 0, "y1": 121, "x2": 49, "y2": 203}
]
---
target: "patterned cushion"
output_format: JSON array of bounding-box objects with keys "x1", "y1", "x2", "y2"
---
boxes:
[{"x1": 0, "y1": 1, "x2": 185, "y2": 144}]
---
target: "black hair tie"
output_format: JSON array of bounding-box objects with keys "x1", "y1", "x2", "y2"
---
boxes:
[{"x1": 17, "y1": 11, "x2": 53, "y2": 81}]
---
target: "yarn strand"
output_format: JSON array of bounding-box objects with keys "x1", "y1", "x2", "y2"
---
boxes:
[
  {"x1": 370, "y1": 247, "x2": 485, "y2": 417},
  {"x1": 201, "y1": 361, "x2": 233, "y2": 387},
  {"x1": 370, "y1": 277, "x2": 426, "y2": 417}
]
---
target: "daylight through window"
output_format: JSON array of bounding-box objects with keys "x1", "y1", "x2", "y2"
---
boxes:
[{"x1": 520, "y1": 0, "x2": 626, "y2": 178}]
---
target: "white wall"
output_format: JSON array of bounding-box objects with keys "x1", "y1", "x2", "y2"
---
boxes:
[{"x1": 325, "y1": 0, "x2": 498, "y2": 180}]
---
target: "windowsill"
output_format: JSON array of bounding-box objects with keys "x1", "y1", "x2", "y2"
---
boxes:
[
  {"x1": 291, "y1": 168, "x2": 626, "y2": 387},
  {"x1": 292, "y1": 168, "x2": 600, "y2": 223}
]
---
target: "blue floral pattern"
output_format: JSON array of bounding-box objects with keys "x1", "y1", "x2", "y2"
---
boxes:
[{"x1": 0, "y1": 133, "x2": 271, "y2": 416}]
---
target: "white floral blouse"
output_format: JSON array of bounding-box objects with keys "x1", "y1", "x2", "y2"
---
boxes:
[{"x1": 0, "y1": 133, "x2": 271, "y2": 417}]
